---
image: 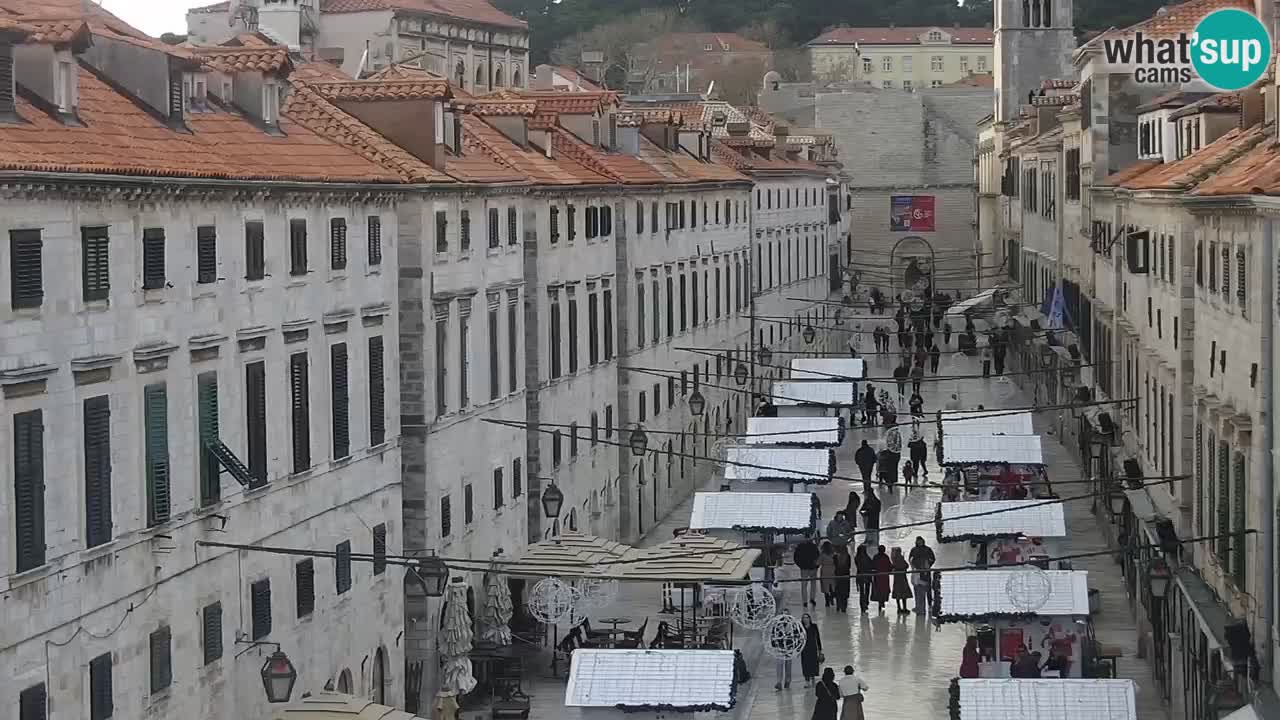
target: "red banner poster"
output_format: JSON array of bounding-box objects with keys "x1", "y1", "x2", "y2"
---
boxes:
[{"x1": 889, "y1": 195, "x2": 936, "y2": 232}]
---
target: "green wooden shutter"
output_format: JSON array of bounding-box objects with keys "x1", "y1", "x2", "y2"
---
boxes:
[
  {"x1": 19, "y1": 683, "x2": 46, "y2": 720},
  {"x1": 89, "y1": 653, "x2": 113, "y2": 720},
  {"x1": 145, "y1": 384, "x2": 170, "y2": 527},
  {"x1": 141, "y1": 227, "x2": 166, "y2": 290},
  {"x1": 10, "y1": 228, "x2": 43, "y2": 308},
  {"x1": 14, "y1": 409, "x2": 45, "y2": 572},
  {"x1": 1233, "y1": 453, "x2": 1247, "y2": 587},
  {"x1": 250, "y1": 579, "x2": 272, "y2": 639},
  {"x1": 296, "y1": 559, "x2": 315, "y2": 617},
  {"x1": 196, "y1": 225, "x2": 217, "y2": 284},
  {"x1": 198, "y1": 372, "x2": 220, "y2": 506},
  {"x1": 149, "y1": 626, "x2": 172, "y2": 694},
  {"x1": 245, "y1": 221, "x2": 265, "y2": 280},
  {"x1": 1194, "y1": 423, "x2": 1203, "y2": 536},
  {"x1": 290, "y1": 218, "x2": 308, "y2": 275},
  {"x1": 368, "y1": 336, "x2": 385, "y2": 446},
  {"x1": 81, "y1": 226, "x2": 110, "y2": 301},
  {"x1": 1217, "y1": 444, "x2": 1231, "y2": 564},
  {"x1": 331, "y1": 343, "x2": 349, "y2": 459},
  {"x1": 202, "y1": 602, "x2": 223, "y2": 664},
  {"x1": 83, "y1": 395, "x2": 113, "y2": 548},
  {"x1": 372, "y1": 524, "x2": 387, "y2": 575},
  {"x1": 245, "y1": 361, "x2": 267, "y2": 487},
  {"x1": 336, "y1": 539, "x2": 352, "y2": 594},
  {"x1": 289, "y1": 353, "x2": 311, "y2": 472},
  {"x1": 367, "y1": 215, "x2": 382, "y2": 265},
  {"x1": 330, "y1": 217, "x2": 347, "y2": 270}
]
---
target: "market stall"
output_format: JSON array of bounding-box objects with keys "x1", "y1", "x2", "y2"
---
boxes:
[
  {"x1": 941, "y1": 411, "x2": 1035, "y2": 436},
  {"x1": 940, "y1": 433, "x2": 1049, "y2": 501},
  {"x1": 789, "y1": 358, "x2": 866, "y2": 395},
  {"x1": 769, "y1": 381, "x2": 857, "y2": 419},
  {"x1": 723, "y1": 446, "x2": 835, "y2": 485},
  {"x1": 744, "y1": 417, "x2": 844, "y2": 448},
  {"x1": 935, "y1": 500, "x2": 1067, "y2": 567},
  {"x1": 949, "y1": 678, "x2": 1137, "y2": 720},
  {"x1": 565, "y1": 649, "x2": 737, "y2": 717},
  {"x1": 936, "y1": 569, "x2": 1091, "y2": 679}
]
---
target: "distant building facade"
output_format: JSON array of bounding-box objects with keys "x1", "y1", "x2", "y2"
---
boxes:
[{"x1": 808, "y1": 26, "x2": 993, "y2": 90}]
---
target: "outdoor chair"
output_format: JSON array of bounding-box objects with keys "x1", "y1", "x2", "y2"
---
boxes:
[
  {"x1": 491, "y1": 689, "x2": 531, "y2": 720},
  {"x1": 622, "y1": 618, "x2": 648, "y2": 645},
  {"x1": 581, "y1": 618, "x2": 611, "y2": 641}
]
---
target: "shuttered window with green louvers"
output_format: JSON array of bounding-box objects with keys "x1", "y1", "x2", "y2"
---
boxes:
[
  {"x1": 144, "y1": 384, "x2": 170, "y2": 527},
  {"x1": 10, "y1": 228, "x2": 43, "y2": 309},
  {"x1": 296, "y1": 559, "x2": 314, "y2": 617},
  {"x1": 245, "y1": 220, "x2": 265, "y2": 280},
  {"x1": 1217, "y1": 443, "x2": 1231, "y2": 565},
  {"x1": 14, "y1": 409, "x2": 44, "y2": 571},
  {"x1": 198, "y1": 372, "x2": 220, "y2": 506},
  {"x1": 336, "y1": 540, "x2": 352, "y2": 594},
  {"x1": 246, "y1": 361, "x2": 267, "y2": 487},
  {"x1": 331, "y1": 343, "x2": 349, "y2": 459},
  {"x1": 1194, "y1": 423, "x2": 1203, "y2": 536},
  {"x1": 149, "y1": 626, "x2": 172, "y2": 694},
  {"x1": 372, "y1": 524, "x2": 387, "y2": 575},
  {"x1": 196, "y1": 225, "x2": 216, "y2": 284},
  {"x1": 1232, "y1": 453, "x2": 1247, "y2": 588},
  {"x1": 81, "y1": 226, "x2": 110, "y2": 301},
  {"x1": 368, "y1": 336, "x2": 385, "y2": 446},
  {"x1": 83, "y1": 395, "x2": 113, "y2": 548},
  {"x1": 142, "y1": 227, "x2": 166, "y2": 289},
  {"x1": 367, "y1": 215, "x2": 382, "y2": 265},
  {"x1": 89, "y1": 653, "x2": 112, "y2": 720},
  {"x1": 202, "y1": 602, "x2": 222, "y2": 664},
  {"x1": 290, "y1": 352, "x2": 311, "y2": 472},
  {"x1": 251, "y1": 578, "x2": 272, "y2": 639},
  {"x1": 330, "y1": 218, "x2": 347, "y2": 270},
  {"x1": 290, "y1": 219, "x2": 308, "y2": 275}
]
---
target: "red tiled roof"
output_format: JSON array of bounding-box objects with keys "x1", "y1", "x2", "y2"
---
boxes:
[
  {"x1": 1040, "y1": 79, "x2": 1075, "y2": 89},
  {"x1": 1122, "y1": 125, "x2": 1266, "y2": 190},
  {"x1": 196, "y1": 46, "x2": 292, "y2": 75},
  {"x1": 492, "y1": 89, "x2": 619, "y2": 115},
  {"x1": 291, "y1": 59, "x2": 352, "y2": 82},
  {"x1": 469, "y1": 99, "x2": 537, "y2": 116},
  {"x1": 319, "y1": 0, "x2": 526, "y2": 29},
  {"x1": 309, "y1": 78, "x2": 451, "y2": 101},
  {"x1": 1193, "y1": 135, "x2": 1280, "y2": 195},
  {"x1": 0, "y1": 64, "x2": 404, "y2": 183},
  {"x1": 0, "y1": 16, "x2": 92, "y2": 47},
  {"x1": 465, "y1": 117, "x2": 610, "y2": 185},
  {"x1": 809, "y1": 26, "x2": 993, "y2": 46},
  {"x1": 944, "y1": 72, "x2": 994, "y2": 87},
  {"x1": 544, "y1": 65, "x2": 601, "y2": 90},
  {"x1": 366, "y1": 61, "x2": 446, "y2": 81},
  {"x1": 449, "y1": 120, "x2": 526, "y2": 184},
  {"x1": 647, "y1": 32, "x2": 771, "y2": 55}
]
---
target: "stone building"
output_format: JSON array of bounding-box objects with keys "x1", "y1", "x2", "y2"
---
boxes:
[
  {"x1": 808, "y1": 26, "x2": 993, "y2": 89},
  {"x1": 0, "y1": 12, "x2": 407, "y2": 720},
  {"x1": 186, "y1": 0, "x2": 530, "y2": 88}
]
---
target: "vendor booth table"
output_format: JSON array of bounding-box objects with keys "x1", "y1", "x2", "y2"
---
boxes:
[
  {"x1": 789, "y1": 358, "x2": 866, "y2": 399},
  {"x1": 935, "y1": 500, "x2": 1067, "y2": 567},
  {"x1": 942, "y1": 411, "x2": 1035, "y2": 436},
  {"x1": 940, "y1": 433, "x2": 1049, "y2": 501}
]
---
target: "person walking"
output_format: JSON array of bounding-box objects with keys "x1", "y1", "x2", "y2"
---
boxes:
[
  {"x1": 853, "y1": 544, "x2": 873, "y2": 613},
  {"x1": 870, "y1": 545, "x2": 892, "y2": 613},
  {"x1": 943, "y1": 320, "x2": 952, "y2": 348},
  {"x1": 891, "y1": 547, "x2": 913, "y2": 613},
  {"x1": 862, "y1": 384, "x2": 879, "y2": 425},
  {"x1": 833, "y1": 545, "x2": 852, "y2": 613},
  {"x1": 908, "y1": 430, "x2": 929, "y2": 477},
  {"x1": 854, "y1": 440, "x2": 877, "y2": 484},
  {"x1": 819, "y1": 541, "x2": 837, "y2": 607},
  {"x1": 959, "y1": 636, "x2": 981, "y2": 678},
  {"x1": 774, "y1": 607, "x2": 795, "y2": 690},
  {"x1": 893, "y1": 361, "x2": 909, "y2": 400},
  {"x1": 826, "y1": 511, "x2": 853, "y2": 549},
  {"x1": 844, "y1": 490, "x2": 861, "y2": 531},
  {"x1": 812, "y1": 667, "x2": 841, "y2": 720},
  {"x1": 908, "y1": 391, "x2": 924, "y2": 421},
  {"x1": 902, "y1": 458, "x2": 917, "y2": 488},
  {"x1": 981, "y1": 343, "x2": 992, "y2": 377},
  {"x1": 908, "y1": 537, "x2": 937, "y2": 612},
  {"x1": 910, "y1": 362, "x2": 925, "y2": 395},
  {"x1": 794, "y1": 537, "x2": 820, "y2": 608},
  {"x1": 929, "y1": 343, "x2": 941, "y2": 374},
  {"x1": 859, "y1": 486, "x2": 882, "y2": 549},
  {"x1": 800, "y1": 614, "x2": 824, "y2": 686},
  {"x1": 838, "y1": 666, "x2": 869, "y2": 720}
]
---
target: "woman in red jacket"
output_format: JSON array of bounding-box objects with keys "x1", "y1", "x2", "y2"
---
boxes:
[{"x1": 869, "y1": 545, "x2": 893, "y2": 613}]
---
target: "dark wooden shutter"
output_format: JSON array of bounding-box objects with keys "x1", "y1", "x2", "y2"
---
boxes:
[
  {"x1": 141, "y1": 227, "x2": 166, "y2": 290},
  {"x1": 197, "y1": 372, "x2": 220, "y2": 506},
  {"x1": 289, "y1": 352, "x2": 311, "y2": 472},
  {"x1": 331, "y1": 343, "x2": 349, "y2": 459},
  {"x1": 145, "y1": 381, "x2": 171, "y2": 527},
  {"x1": 460, "y1": 209, "x2": 471, "y2": 251},
  {"x1": 168, "y1": 67, "x2": 184, "y2": 117},
  {"x1": 89, "y1": 653, "x2": 113, "y2": 720},
  {"x1": 440, "y1": 496, "x2": 451, "y2": 537},
  {"x1": 10, "y1": 228, "x2": 43, "y2": 308},
  {"x1": 0, "y1": 46, "x2": 14, "y2": 114},
  {"x1": 367, "y1": 215, "x2": 382, "y2": 265},
  {"x1": 83, "y1": 395, "x2": 113, "y2": 548},
  {"x1": 202, "y1": 602, "x2": 223, "y2": 664},
  {"x1": 81, "y1": 226, "x2": 110, "y2": 301},
  {"x1": 372, "y1": 524, "x2": 387, "y2": 575},
  {"x1": 196, "y1": 225, "x2": 217, "y2": 284},
  {"x1": 245, "y1": 221, "x2": 265, "y2": 280},
  {"x1": 289, "y1": 218, "x2": 308, "y2": 275},
  {"x1": 512, "y1": 458, "x2": 522, "y2": 498},
  {"x1": 149, "y1": 626, "x2": 172, "y2": 694},
  {"x1": 19, "y1": 683, "x2": 46, "y2": 720},
  {"x1": 507, "y1": 207, "x2": 517, "y2": 246},
  {"x1": 250, "y1": 578, "x2": 272, "y2": 639},
  {"x1": 335, "y1": 539, "x2": 352, "y2": 594},
  {"x1": 245, "y1": 361, "x2": 267, "y2": 487},
  {"x1": 464, "y1": 484, "x2": 473, "y2": 524},
  {"x1": 13, "y1": 409, "x2": 44, "y2": 571},
  {"x1": 368, "y1": 336, "x2": 385, "y2": 446},
  {"x1": 488, "y1": 207, "x2": 499, "y2": 248},
  {"x1": 329, "y1": 217, "x2": 347, "y2": 270},
  {"x1": 493, "y1": 467, "x2": 504, "y2": 508},
  {"x1": 435, "y1": 210, "x2": 448, "y2": 252},
  {"x1": 296, "y1": 559, "x2": 315, "y2": 616}
]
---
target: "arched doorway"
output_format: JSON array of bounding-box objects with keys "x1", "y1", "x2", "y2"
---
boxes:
[
  {"x1": 337, "y1": 668, "x2": 353, "y2": 694},
  {"x1": 372, "y1": 647, "x2": 387, "y2": 704},
  {"x1": 493, "y1": 64, "x2": 504, "y2": 86},
  {"x1": 454, "y1": 61, "x2": 465, "y2": 88},
  {"x1": 475, "y1": 64, "x2": 485, "y2": 88},
  {"x1": 511, "y1": 66, "x2": 522, "y2": 87}
]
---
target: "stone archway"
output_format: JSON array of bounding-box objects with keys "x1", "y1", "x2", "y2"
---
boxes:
[{"x1": 372, "y1": 646, "x2": 387, "y2": 704}]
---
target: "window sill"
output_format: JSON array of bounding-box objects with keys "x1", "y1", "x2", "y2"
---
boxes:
[
  {"x1": 328, "y1": 273, "x2": 348, "y2": 283},
  {"x1": 142, "y1": 288, "x2": 166, "y2": 304},
  {"x1": 367, "y1": 267, "x2": 382, "y2": 277},
  {"x1": 487, "y1": 247, "x2": 501, "y2": 257},
  {"x1": 80, "y1": 299, "x2": 110, "y2": 312},
  {"x1": 331, "y1": 455, "x2": 356, "y2": 469},
  {"x1": 193, "y1": 291, "x2": 217, "y2": 302},
  {"x1": 286, "y1": 280, "x2": 307, "y2": 289}
]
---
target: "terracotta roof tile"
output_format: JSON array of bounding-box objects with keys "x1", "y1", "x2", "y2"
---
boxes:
[
  {"x1": 0, "y1": 64, "x2": 404, "y2": 183},
  {"x1": 1137, "y1": 90, "x2": 1215, "y2": 113},
  {"x1": 366, "y1": 60, "x2": 447, "y2": 81},
  {"x1": 291, "y1": 59, "x2": 352, "y2": 82},
  {"x1": 809, "y1": 26, "x2": 993, "y2": 46},
  {"x1": 309, "y1": 78, "x2": 451, "y2": 101},
  {"x1": 1030, "y1": 94, "x2": 1077, "y2": 107},
  {"x1": 528, "y1": 112, "x2": 556, "y2": 130},
  {"x1": 494, "y1": 89, "x2": 619, "y2": 115},
  {"x1": 1123, "y1": 125, "x2": 1266, "y2": 190},
  {"x1": 944, "y1": 72, "x2": 994, "y2": 87},
  {"x1": 196, "y1": 46, "x2": 292, "y2": 75},
  {"x1": 0, "y1": 16, "x2": 91, "y2": 47},
  {"x1": 319, "y1": 0, "x2": 526, "y2": 29},
  {"x1": 1040, "y1": 79, "x2": 1076, "y2": 89},
  {"x1": 1094, "y1": 0, "x2": 1254, "y2": 42},
  {"x1": 468, "y1": 99, "x2": 537, "y2": 116},
  {"x1": 465, "y1": 117, "x2": 609, "y2": 185},
  {"x1": 1193, "y1": 137, "x2": 1280, "y2": 195}
]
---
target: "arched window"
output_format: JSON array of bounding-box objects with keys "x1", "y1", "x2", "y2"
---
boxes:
[
  {"x1": 1042, "y1": 0, "x2": 1052, "y2": 26},
  {"x1": 1031, "y1": 0, "x2": 1040, "y2": 27},
  {"x1": 337, "y1": 669, "x2": 353, "y2": 694},
  {"x1": 1022, "y1": 0, "x2": 1030, "y2": 26},
  {"x1": 373, "y1": 647, "x2": 387, "y2": 704},
  {"x1": 454, "y1": 60, "x2": 465, "y2": 88},
  {"x1": 512, "y1": 65, "x2": 522, "y2": 87},
  {"x1": 475, "y1": 64, "x2": 485, "y2": 87},
  {"x1": 494, "y1": 63, "x2": 504, "y2": 87}
]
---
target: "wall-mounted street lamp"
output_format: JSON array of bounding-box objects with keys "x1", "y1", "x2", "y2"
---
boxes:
[
  {"x1": 734, "y1": 363, "x2": 749, "y2": 386},
  {"x1": 629, "y1": 425, "x2": 649, "y2": 457},
  {"x1": 802, "y1": 325, "x2": 816, "y2": 345},
  {"x1": 540, "y1": 482, "x2": 564, "y2": 520},
  {"x1": 1148, "y1": 557, "x2": 1172, "y2": 599},
  {"x1": 261, "y1": 650, "x2": 298, "y2": 704},
  {"x1": 757, "y1": 347, "x2": 773, "y2": 367},
  {"x1": 689, "y1": 389, "x2": 706, "y2": 416}
]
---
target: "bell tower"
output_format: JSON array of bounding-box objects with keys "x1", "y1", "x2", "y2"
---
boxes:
[{"x1": 994, "y1": 0, "x2": 1077, "y2": 122}]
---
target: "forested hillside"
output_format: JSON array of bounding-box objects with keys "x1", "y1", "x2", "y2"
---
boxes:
[{"x1": 493, "y1": 0, "x2": 1173, "y2": 66}]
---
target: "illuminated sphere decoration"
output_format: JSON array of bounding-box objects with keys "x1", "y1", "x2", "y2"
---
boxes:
[
  {"x1": 575, "y1": 573, "x2": 620, "y2": 611},
  {"x1": 728, "y1": 585, "x2": 777, "y2": 630},
  {"x1": 528, "y1": 577, "x2": 580, "y2": 624},
  {"x1": 761, "y1": 613, "x2": 806, "y2": 659},
  {"x1": 1005, "y1": 566, "x2": 1053, "y2": 612}
]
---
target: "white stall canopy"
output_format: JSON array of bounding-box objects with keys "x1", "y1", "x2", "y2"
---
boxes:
[
  {"x1": 690, "y1": 492, "x2": 817, "y2": 533},
  {"x1": 942, "y1": 433, "x2": 1044, "y2": 466},
  {"x1": 565, "y1": 649, "x2": 736, "y2": 711},
  {"x1": 953, "y1": 678, "x2": 1137, "y2": 720},
  {"x1": 723, "y1": 446, "x2": 833, "y2": 484},
  {"x1": 789, "y1": 358, "x2": 866, "y2": 381},
  {"x1": 771, "y1": 381, "x2": 857, "y2": 407},
  {"x1": 937, "y1": 500, "x2": 1067, "y2": 542},
  {"x1": 937, "y1": 569, "x2": 1091, "y2": 620},
  {"x1": 943, "y1": 411, "x2": 1035, "y2": 436},
  {"x1": 744, "y1": 417, "x2": 842, "y2": 447}
]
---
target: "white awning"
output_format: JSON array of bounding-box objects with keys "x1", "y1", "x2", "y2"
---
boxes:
[
  {"x1": 723, "y1": 446, "x2": 832, "y2": 483},
  {"x1": 938, "y1": 500, "x2": 1067, "y2": 540},
  {"x1": 943, "y1": 433, "x2": 1044, "y2": 465},
  {"x1": 954, "y1": 679, "x2": 1137, "y2": 720},
  {"x1": 771, "y1": 381, "x2": 857, "y2": 406},
  {"x1": 946, "y1": 287, "x2": 1000, "y2": 318},
  {"x1": 565, "y1": 649, "x2": 736, "y2": 710},
  {"x1": 943, "y1": 412, "x2": 1035, "y2": 436},
  {"x1": 744, "y1": 417, "x2": 841, "y2": 446},
  {"x1": 790, "y1": 358, "x2": 866, "y2": 381},
  {"x1": 938, "y1": 569, "x2": 1091, "y2": 618},
  {"x1": 1222, "y1": 704, "x2": 1261, "y2": 720},
  {"x1": 690, "y1": 492, "x2": 815, "y2": 532}
]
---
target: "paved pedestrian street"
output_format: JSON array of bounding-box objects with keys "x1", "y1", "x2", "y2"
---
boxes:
[{"x1": 519, "y1": 344, "x2": 1164, "y2": 719}]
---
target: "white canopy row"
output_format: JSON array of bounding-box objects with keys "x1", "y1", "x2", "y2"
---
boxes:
[
  {"x1": 942, "y1": 433, "x2": 1044, "y2": 465},
  {"x1": 744, "y1": 417, "x2": 842, "y2": 446},
  {"x1": 937, "y1": 500, "x2": 1067, "y2": 541},
  {"x1": 954, "y1": 679, "x2": 1137, "y2": 720},
  {"x1": 789, "y1": 358, "x2": 866, "y2": 381}
]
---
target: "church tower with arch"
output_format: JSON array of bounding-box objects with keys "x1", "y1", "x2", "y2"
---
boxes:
[{"x1": 994, "y1": 0, "x2": 1077, "y2": 122}]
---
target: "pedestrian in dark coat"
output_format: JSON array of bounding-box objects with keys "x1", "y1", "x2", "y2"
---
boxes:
[
  {"x1": 812, "y1": 668, "x2": 841, "y2": 720},
  {"x1": 854, "y1": 440, "x2": 877, "y2": 483},
  {"x1": 893, "y1": 362, "x2": 909, "y2": 398},
  {"x1": 800, "y1": 614, "x2": 823, "y2": 684},
  {"x1": 853, "y1": 544, "x2": 873, "y2": 613},
  {"x1": 844, "y1": 490, "x2": 861, "y2": 530},
  {"x1": 870, "y1": 545, "x2": 892, "y2": 612},
  {"x1": 862, "y1": 385, "x2": 879, "y2": 425},
  {"x1": 943, "y1": 321, "x2": 953, "y2": 347},
  {"x1": 859, "y1": 488, "x2": 881, "y2": 543},
  {"x1": 891, "y1": 547, "x2": 913, "y2": 613},
  {"x1": 833, "y1": 545, "x2": 852, "y2": 613},
  {"x1": 908, "y1": 431, "x2": 929, "y2": 476},
  {"x1": 902, "y1": 459, "x2": 917, "y2": 487},
  {"x1": 910, "y1": 362, "x2": 925, "y2": 394},
  {"x1": 929, "y1": 343, "x2": 941, "y2": 373}
]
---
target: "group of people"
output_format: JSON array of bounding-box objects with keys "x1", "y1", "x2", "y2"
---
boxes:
[
  {"x1": 793, "y1": 532, "x2": 939, "y2": 616},
  {"x1": 771, "y1": 611, "x2": 870, "y2": 720}
]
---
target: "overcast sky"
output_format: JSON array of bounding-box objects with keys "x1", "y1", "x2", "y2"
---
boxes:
[{"x1": 101, "y1": 0, "x2": 211, "y2": 37}]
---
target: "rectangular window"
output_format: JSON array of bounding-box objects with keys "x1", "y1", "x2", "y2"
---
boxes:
[
  {"x1": 369, "y1": 336, "x2": 385, "y2": 445},
  {"x1": 489, "y1": 298, "x2": 501, "y2": 400},
  {"x1": 507, "y1": 292, "x2": 518, "y2": 393},
  {"x1": 464, "y1": 483, "x2": 474, "y2": 524},
  {"x1": 296, "y1": 559, "x2": 315, "y2": 617},
  {"x1": 372, "y1": 523, "x2": 387, "y2": 574},
  {"x1": 330, "y1": 218, "x2": 347, "y2": 270},
  {"x1": 586, "y1": 206, "x2": 599, "y2": 239},
  {"x1": 250, "y1": 578, "x2": 271, "y2": 639},
  {"x1": 512, "y1": 458, "x2": 523, "y2": 498},
  {"x1": 550, "y1": 205, "x2": 560, "y2": 243},
  {"x1": 193, "y1": 225, "x2": 218, "y2": 284},
  {"x1": 331, "y1": 343, "x2": 350, "y2": 459},
  {"x1": 493, "y1": 468, "x2": 504, "y2": 509},
  {"x1": 567, "y1": 289, "x2": 579, "y2": 373},
  {"x1": 289, "y1": 219, "x2": 307, "y2": 275},
  {"x1": 13, "y1": 409, "x2": 45, "y2": 572},
  {"x1": 679, "y1": 272, "x2": 687, "y2": 331},
  {"x1": 246, "y1": 361, "x2": 267, "y2": 487},
  {"x1": 651, "y1": 202, "x2": 659, "y2": 233},
  {"x1": 289, "y1": 353, "x2": 311, "y2": 472},
  {"x1": 570, "y1": 423, "x2": 579, "y2": 456},
  {"x1": 652, "y1": 278, "x2": 660, "y2": 341},
  {"x1": 440, "y1": 495, "x2": 452, "y2": 537},
  {"x1": 603, "y1": 286, "x2": 614, "y2": 360},
  {"x1": 82, "y1": 226, "x2": 110, "y2": 300},
  {"x1": 19, "y1": 684, "x2": 46, "y2": 720},
  {"x1": 588, "y1": 289, "x2": 600, "y2": 365},
  {"x1": 460, "y1": 209, "x2": 472, "y2": 252},
  {"x1": 637, "y1": 281, "x2": 646, "y2": 349},
  {"x1": 198, "y1": 372, "x2": 220, "y2": 507},
  {"x1": 245, "y1": 221, "x2": 265, "y2": 280},
  {"x1": 143, "y1": 384, "x2": 170, "y2": 527},
  {"x1": 637, "y1": 202, "x2": 645, "y2": 233},
  {"x1": 142, "y1": 227, "x2": 166, "y2": 289},
  {"x1": 653, "y1": 383, "x2": 661, "y2": 416},
  {"x1": 335, "y1": 539, "x2": 352, "y2": 594},
  {"x1": 149, "y1": 626, "x2": 172, "y2": 694},
  {"x1": 83, "y1": 395, "x2": 112, "y2": 548},
  {"x1": 367, "y1": 215, "x2": 382, "y2": 265},
  {"x1": 201, "y1": 602, "x2": 222, "y2": 664},
  {"x1": 435, "y1": 304, "x2": 449, "y2": 415},
  {"x1": 435, "y1": 210, "x2": 449, "y2": 253},
  {"x1": 488, "y1": 207, "x2": 500, "y2": 249},
  {"x1": 459, "y1": 301, "x2": 471, "y2": 406},
  {"x1": 89, "y1": 653, "x2": 113, "y2": 720},
  {"x1": 605, "y1": 405, "x2": 613, "y2": 437},
  {"x1": 568, "y1": 205, "x2": 577, "y2": 240},
  {"x1": 691, "y1": 271, "x2": 699, "y2": 328}
]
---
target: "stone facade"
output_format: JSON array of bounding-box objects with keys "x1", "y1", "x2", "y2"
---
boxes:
[{"x1": 807, "y1": 26, "x2": 993, "y2": 89}]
